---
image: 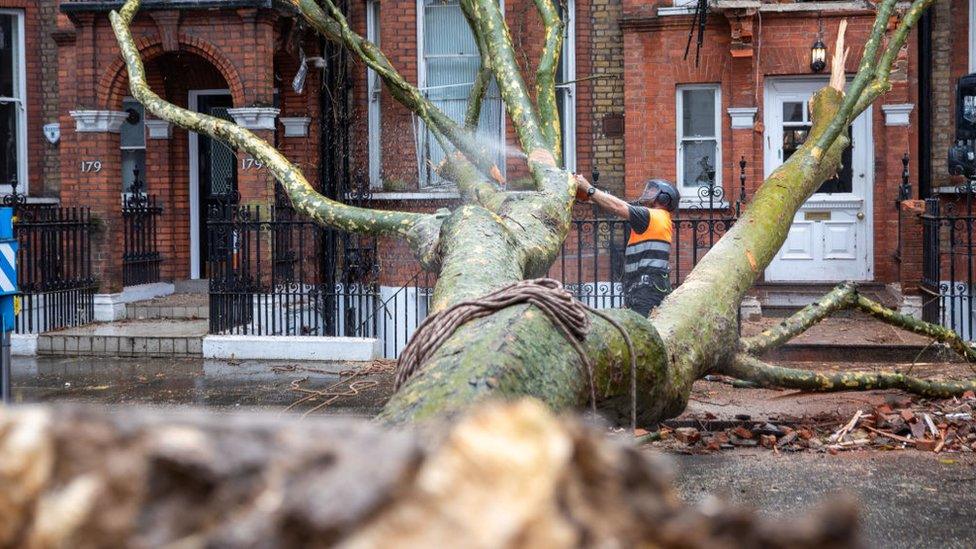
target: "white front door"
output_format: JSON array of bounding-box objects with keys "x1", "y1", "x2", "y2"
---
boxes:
[{"x1": 764, "y1": 79, "x2": 874, "y2": 282}]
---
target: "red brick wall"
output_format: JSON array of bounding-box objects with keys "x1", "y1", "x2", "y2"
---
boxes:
[
  {"x1": 55, "y1": 8, "x2": 322, "y2": 287},
  {"x1": 621, "y1": 8, "x2": 920, "y2": 285}
]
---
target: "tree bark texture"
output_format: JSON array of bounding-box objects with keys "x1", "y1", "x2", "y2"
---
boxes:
[{"x1": 0, "y1": 402, "x2": 860, "y2": 548}]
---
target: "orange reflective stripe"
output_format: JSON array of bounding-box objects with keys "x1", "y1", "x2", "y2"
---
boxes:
[{"x1": 628, "y1": 209, "x2": 673, "y2": 245}]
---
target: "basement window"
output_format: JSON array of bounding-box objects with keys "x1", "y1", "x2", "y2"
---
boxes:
[
  {"x1": 676, "y1": 84, "x2": 722, "y2": 193},
  {"x1": 0, "y1": 10, "x2": 26, "y2": 194}
]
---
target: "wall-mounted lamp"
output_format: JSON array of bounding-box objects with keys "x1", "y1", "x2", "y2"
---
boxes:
[
  {"x1": 810, "y1": 38, "x2": 827, "y2": 73},
  {"x1": 811, "y1": 15, "x2": 827, "y2": 73}
]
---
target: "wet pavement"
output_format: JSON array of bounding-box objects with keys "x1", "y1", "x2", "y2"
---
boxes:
[
  {"x1": 10, "y1": 355, "x2": 393, "y2": 417},
  {"x1": 10, "y1": 355, "x2": 976, "y2": 548},
  {"x1": 671, "y1": 451, "x2": 976, "y2": 549}
]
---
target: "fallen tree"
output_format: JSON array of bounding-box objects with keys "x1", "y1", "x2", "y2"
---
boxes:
[{"x1": 107, "y1": 0, "x2": 973, "y2": 426}]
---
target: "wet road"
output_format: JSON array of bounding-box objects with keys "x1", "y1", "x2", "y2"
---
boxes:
[
  {"x1": 9, "y1": 355, "x2": 392, "y2": 417},
  {"x1": 11, "y1": 356, "x2": 976, "y2": 548},
  {"x1": 672, "y1": 450, "x2": 976, "y2": 549}
]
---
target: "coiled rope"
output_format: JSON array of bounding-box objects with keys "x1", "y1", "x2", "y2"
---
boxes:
[{"x1": 394, "y1": 278, "x2": 640, "y2": 430}]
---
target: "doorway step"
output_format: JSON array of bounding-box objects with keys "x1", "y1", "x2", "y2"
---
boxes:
[
  {"x1": 37, "y1": 319, "x2": 207, "y2": 358},
  {"x1": 751, "y1": 282, "x2": 897, "y2": 317},
  {"x1": 125, "y1": 292, "x2": 208, "y2": 321}
]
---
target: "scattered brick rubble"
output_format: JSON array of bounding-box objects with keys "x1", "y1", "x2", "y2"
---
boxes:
[{"x1": 638, "y1": 390, "x2": 976, "y2": 455}]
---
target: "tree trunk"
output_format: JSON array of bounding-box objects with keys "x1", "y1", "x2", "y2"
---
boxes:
[
  {"x1": 106, "y1": 0, "x2": 955, "y2": 429},
  {"x1": 0, "y1": 402, "x2": 859, "y2": 548}
]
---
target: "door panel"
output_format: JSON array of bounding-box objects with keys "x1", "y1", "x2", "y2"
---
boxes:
[
  {"x1": 781, "y1": 222, "x2": 815, "y2": 260},
  {"x1": 764, "y1": 79, "x2": 873, "y2": 282},
  {"x1": 195, "y1": 94, "x2": 237, "y2": 278}
]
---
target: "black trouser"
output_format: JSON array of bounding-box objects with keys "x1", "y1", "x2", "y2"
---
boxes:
[{"x1": 624, "y1": 272, "x2": 671, "y2": 317}]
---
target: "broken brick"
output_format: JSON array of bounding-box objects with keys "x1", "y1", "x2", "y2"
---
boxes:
[
  {"x1": 732, "y1": 426, "x2": 754, "y2": 439},
  {"x1": 674, "y1": 427, "x2": 701, "y2": 444}
]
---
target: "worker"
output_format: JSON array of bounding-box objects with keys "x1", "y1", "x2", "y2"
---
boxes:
[{"x1": 574, "y1": 175, "x2": 679, "y2": 316}]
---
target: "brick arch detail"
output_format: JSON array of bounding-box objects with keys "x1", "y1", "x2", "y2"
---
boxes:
[{"x1": 99, "y1": 33, "x2": 247, "y2": 109}]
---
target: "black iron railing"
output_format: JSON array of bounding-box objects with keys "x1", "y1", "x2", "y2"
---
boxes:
[
  {"x1": 207, "y1": 159, "x2": 748, "y2": 357},
  {"x1": 122, "y1": 177, "x2": 163, "y2": 286},
  {"x1": 551, "y1": 157, "x2": 747, "y2": 306},
  {"x1": 921, "y1": 191, "x2": 976, "y2": 340},
  {"x1": 9, "y1": 203, "x2": 98, "y2": 334}
]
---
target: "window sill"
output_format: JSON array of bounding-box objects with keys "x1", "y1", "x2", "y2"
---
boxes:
[
  {"x1": 3, "y1": 196, "x2": 59, "y2": 205},
  {"x1": 679, "y1": 199, "x2": 730, "y2": 211},
  {"x1": 659, "y1": 0, "x2": 874, "y2": 16},
  {"x1": 367, "y1": 191, "x2": 461, "y2": 201}
]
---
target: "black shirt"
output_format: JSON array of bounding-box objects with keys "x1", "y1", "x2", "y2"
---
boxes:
[{"x1": 627, "y1": 204, "x2": 650, "y2": 234}]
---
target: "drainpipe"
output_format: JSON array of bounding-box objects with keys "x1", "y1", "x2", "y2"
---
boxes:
[{"x1": 918, "y1": 10, "x2": 932, "y2": 199}]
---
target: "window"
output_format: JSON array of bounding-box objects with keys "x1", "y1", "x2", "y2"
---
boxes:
[
  {"x1": 367, "y1": 0, "x2": 382, "y2": 188},
  {"x1": 0, "y1": 10, "x2": 26, "y2": 193},
  {"x1": 555, "y1": 0, "x2": 576, "y2": 171},
  {"x1": 676, "y1": 85, "x2": 722, "y2": 192},
  {"x1": 418, "y1": 0, "x2": 503, "y2": 188},
  {"x1": 121, "y1": 98, "x2": 146, "y2": 194}
]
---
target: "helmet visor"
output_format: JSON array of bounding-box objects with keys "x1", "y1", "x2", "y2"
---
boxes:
[{"x1": 639, "y1": 184, "x2": 661, "y2": 204}]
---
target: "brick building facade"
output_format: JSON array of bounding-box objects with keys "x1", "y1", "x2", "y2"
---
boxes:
[
  {"x1": 620, "y1": 2, "x2": 924, "y2": 288},
  {"x1": 0, "y1": 0, "x2": 973, "y2": 326}
]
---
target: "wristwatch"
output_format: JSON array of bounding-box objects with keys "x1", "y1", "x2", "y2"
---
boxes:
[{"x1": 587, "y1": 187, "x2": 597, "y2": 197}]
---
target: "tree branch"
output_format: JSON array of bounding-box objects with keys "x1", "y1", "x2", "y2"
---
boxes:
[
  {"x1": 850, "y1": 0, "x2": 937, "y2": 119},
  {"x1": 740, "y1": 282, "x2": 976, "y2": 366},
  {"x1": 811, "y1": 0, "x2": 898, "y2": 159},
  {"x1": 740, "y1": 283, "x2": 857, "y2": 356},
  {"x1": 111, "y1": 0, "x2": 443, "y2": 256},
  {"x1": 438, "y1": 152, "x2": 506, "y2": 209},
  {"x1": 286, "y1": 0, "x2": 500, "y2": 178},
  {"x1": 464, "y1": 0, "x2": 558, "y2": 182},
  {"x1": 725, "y1": 353, "x2": 976, "y2": 399},
  {"x1": 460, "y1": 0, "x2": 495, "y2": 131},
  {"x1": 532, "y1": 0, "x2": 564, "y2": 161},
  {"x1": 852, "y1": 294, "x2": 976, "y2": 363}
]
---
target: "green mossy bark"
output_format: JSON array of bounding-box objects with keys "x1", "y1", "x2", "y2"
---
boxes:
[
  {"x1": 728, "y1": 353, "x2": 976, "y2": 399},
  {"x1": 380, "y1": 306, "x2": 679, "y2": 423}
]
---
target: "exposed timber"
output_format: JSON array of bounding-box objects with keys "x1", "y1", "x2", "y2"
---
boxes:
[{"x1": 0, "y1": 401, "x2": 860, "y2": 548}]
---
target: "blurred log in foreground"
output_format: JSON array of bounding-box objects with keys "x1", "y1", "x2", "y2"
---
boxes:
[{"x1": 0, "y1": 400, "x2": 859, "y2": 548}]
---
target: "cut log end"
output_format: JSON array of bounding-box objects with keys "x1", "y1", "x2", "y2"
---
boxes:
[{"x1": 0, "y1": 401, "x2": 860, "y2": 548}]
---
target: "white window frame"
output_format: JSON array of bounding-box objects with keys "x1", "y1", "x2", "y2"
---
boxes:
[
  {"x1": 0, "y1": 9, "x2": 28, "y2": 195},
  {"x1": 416, "y1": 0, "x2": 505, "y2": 189},
  {"x1": 556, "y1": 0, "x2": 576, "y2": 172},
  {"x1": 366, "y1": 0, "x2": 382, "y2": 189},
  {"x1": 675, "y1": 83, "x2": 722, "y2": 206}
]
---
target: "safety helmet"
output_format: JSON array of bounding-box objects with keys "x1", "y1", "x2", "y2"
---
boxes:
[{"x1": 639, "y1": 179, "x2": 680, "y2": 212}]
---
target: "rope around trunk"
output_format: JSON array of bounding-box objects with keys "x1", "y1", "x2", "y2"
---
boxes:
[{"x1": 394, "y1": 278, "x2": 639, "y2": 429}]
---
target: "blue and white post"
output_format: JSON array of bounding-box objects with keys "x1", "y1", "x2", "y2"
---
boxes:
[{"x1": 0, "y1": 208, "x2": 18, "y2": 403}]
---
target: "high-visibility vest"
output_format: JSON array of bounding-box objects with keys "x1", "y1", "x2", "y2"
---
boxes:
[{"x1": 623, "y1": 208, "x2": 672, "y2": 289}]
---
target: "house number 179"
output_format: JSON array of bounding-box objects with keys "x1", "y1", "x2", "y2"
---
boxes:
[
  {"x1": 80, "y1": 160, "x2": 102, "y2": 173},
  {"x1": 241, "y1": 157, "x2": 264, "y2": 170}
]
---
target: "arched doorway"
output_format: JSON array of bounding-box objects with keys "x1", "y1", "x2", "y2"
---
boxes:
[{"x1": 140, "y1": 52, "x2": 238, "y2": 280}]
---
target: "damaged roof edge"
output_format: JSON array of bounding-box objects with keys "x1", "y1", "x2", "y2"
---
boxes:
[{"x1": 60, "y1": 0, "x2": 280, "y2": 14}]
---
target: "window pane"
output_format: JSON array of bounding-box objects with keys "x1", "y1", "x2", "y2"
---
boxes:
[
  {"x1": 424, "y1": 0, "x2": 477, "y2": 56},
  {"x1": 681, "y1": 140, "x2": 717, "y2": 187},
  {"x1": 0, "y1": 14, "x2": 17, "y2": 98},
  {"x1": 1, "y1": 102, "x2": 16, "y2": 186},
  {"x1": 121, "y1": 99, "x2": 145, "y2": 148},
  {"x1": 782, "y1": 125, "x2": 810, "y2": 162},
  {"x1": 121, "y1": 149, "x2": 146, "y2": 193},
  {"x1": 421, "y1": 0, "x2": 503, "y2": 187},
  {"x1": 681, "y1": 88, "x2": 715, "y2": 137},
  {"x1": 783, "y1": 101, "x2": 803, "y2": 123}
]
